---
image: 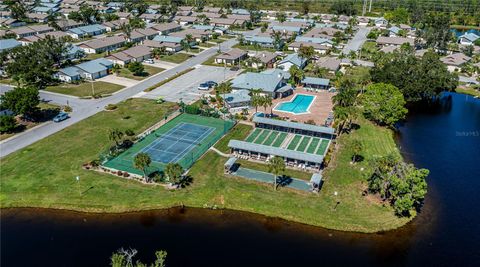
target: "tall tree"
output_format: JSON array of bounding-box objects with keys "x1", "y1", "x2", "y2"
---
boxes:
[
  {"x1": 0, "y1": 86, "x2": 39, "y2": 119},
  {"x1": 276, "y1": 12, "x2": 286, "y2": 23},
  {"x1": 250, "y1": 88, "x2": 263, "y2": 113},
  {"x1": 298, "y1": 45, "x2": 315, "y2": 60},
  {"x1": 419, "y1": 12, "x2": 453, "y2": 54},
  {"x1": 164, "y1": 163, "x2": 183, "y2": 184},
  {"x1": 361, "y1": 83, "x2": 408, "y2": 127},
  {"x1": 268, "y1": 156, "x2": 285, "y2": 190},
  {"x1": 134, "y1": 153, "x2": 152, "y2": 182},
  {"x1": 108, "y1": 128, "x2": 124, "y2": 146}
]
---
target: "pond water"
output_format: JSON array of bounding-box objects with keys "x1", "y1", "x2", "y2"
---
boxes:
[
  {"x1": 2, "y1": 93, "x2": 480, "y2": 266},
  {"x1": 451, "y1": 28, "x2": 480, "y2": 38}
]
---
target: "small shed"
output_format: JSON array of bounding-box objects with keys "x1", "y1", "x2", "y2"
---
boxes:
[
  {"x1": 310, "y1": 172, "x2": 323, "y2": 192},
  {"x1": 224, "y1": 157, "x2": 237, "y2": 174}
]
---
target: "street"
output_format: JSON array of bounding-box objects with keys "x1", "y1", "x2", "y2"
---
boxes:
[
  {"x1": 0, "y1": 38, "x2": 238, "y2": 157},
  {"x1": 342, "y1": 27, "x2": 371, "y2": 54}
]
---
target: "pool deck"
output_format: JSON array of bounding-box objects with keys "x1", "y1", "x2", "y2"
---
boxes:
[{"x1": 254, "y1": 89, "x2": 335, "y2": 125}]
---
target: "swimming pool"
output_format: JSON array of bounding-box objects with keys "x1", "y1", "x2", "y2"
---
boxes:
[{"x1": 274, "y1": 94, "x2": 315, "y2": 114}]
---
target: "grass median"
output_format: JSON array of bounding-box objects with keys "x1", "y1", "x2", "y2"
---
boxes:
[{"x1": 45, "y1": 81, "x2": 125, "y2": 97}]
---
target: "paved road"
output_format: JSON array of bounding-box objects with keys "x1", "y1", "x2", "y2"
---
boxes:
[
  {"x1": 342, "y1": 27, "x2": 371, "y2": 54},
  {"x1": 139, "y1": 65, "x2": 240, "y2": 103},
  {"x1": 0, "y1": 38, "x2": 238, "y2": 157},
  {"x1": 459, "y1": 75, "x2": 480, "y2": 85}
]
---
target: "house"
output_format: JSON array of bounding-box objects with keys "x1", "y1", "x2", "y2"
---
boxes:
[
  {"x1": 0, "y1": 18, "x2": 27, "y2": 28},
  {"x1": 67, "y1": 24, "x2": 106, "y2": 39},
  {"x1": 106, "y1": 45, "x2": 151, "y2": 66},
  {"x1": 26, "y1": 13, "x2": 49, "y2": 23},
  {"x1": 57, "y1": 19, "x2": 86, "y2": 31},
  {"x1": 8, "y1": 25, "x2": 53, "y2": 38},
  {"x1": 153, "y1": 35, "x2": 184, "y2": 45},
  {"x1": 0, "y1": 39, "x2": 21, "y2": 52},
  {"x1": 116, "y1": 12, "x2": 131, "y2": 20},
  {"x1": 174, "y1": 15, "x2": 197, "y2": 26},
  {"x1": 388, "y1": 26, "x2": 402, "y2": 37},
  {"x1": 357, "y1": 17, "x2": 370, "y2": 26},
  {"x1": 376, "y1": 36, "x2": 414, "y2": 47},
  {"x1": 214, "y1": 48, "x2": 248, "y2": 66},
  {"x1": 231, "y1": 8, "x2": 250, "y2": 15},
  {"x1": 64, "y1": 44, "x2": 85, "y2": 60},
  {"x1": 244, "y1": 35, "x2": 275, "y2": 48},
  {"x1": 315, "y1": 57, "x2": 341, "y2": 73},
  {"x1": 125, "y1": 28, "x2": 158, "y2": 43},
  {"x1": 102, "y1": 19, "x2": 127, "y2": 32},
  {"x1": 143, "y1": 39, "x2": 182, "y2": 53},
  {"x1": 169, "y1": 28, "x2": 210, "y2": 42},
  {"x1": 247, "y1": 51, "x2": 277, "y2": 69},
  {"x1": 270, "y1": 25, "x2": 303, "y2": 35},
  {"x1": 440, "y1": 53, "x2": 472, "y2": 72},
  {"x1": 375, "y1": 17, "x2": 389, "y2": 28},
  {"x1": 304, "y1": 27, "x2": 341, "y2": 38},
  {"x1": 288, "y1": 41, "x2": 331, "y2": 54},
  {"x1": 79, "y1": 36, "x2": 126, "y2": 54},
  {"x1": 210, "y1": 17, "x2": 243, "y2": 28},
  {"x1": 139, "y1": 13, "x2": 162, "y2": 23},
  {"x1": 74, "y1": 58, "x2": 113, "y2": 80},
  {"x1": 19, "y1": 31, "x2": 71, "y2": 45},
  {"x1": 278, "y1": 53, "x2": 308, "y2": 71},
  {"x1": 301, "y1": 77, "x2": 330, "y2": 90},
  {"x1": 150, "y1": 22, "x2": 182, "y2": 35},
  {"x1": 224, "y1": 89, "x2": 251, "y2": 110},
  {"x1": 191, "y1": 24, "x2": 227, "y2": 35},
  {"x1": 32, "y1": 6, "x2": 59, "y2": 14},
  {"x1": 231, "y1": 69, "x2": 293, "y2": 98},
  {"x1": 458, "y1": 33, "x2": 479, "y2": 46},
  {"x1": 55, "y1": 66, "x2": 82, "y2": 82}
]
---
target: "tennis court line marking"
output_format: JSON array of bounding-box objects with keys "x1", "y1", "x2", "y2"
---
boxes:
[{"x1": 169, "y1": 125, "x2": 215, "y2": 163}]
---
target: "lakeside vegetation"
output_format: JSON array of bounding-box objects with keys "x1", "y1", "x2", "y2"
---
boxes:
[
  {"x1": 456, "y1": 87, "x2": 480, "y2": 97},
  {"x1": 0, "y1": 98, "x2": 412, "y2": 233}
]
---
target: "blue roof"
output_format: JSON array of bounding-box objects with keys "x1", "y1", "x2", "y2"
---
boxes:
[
  {"x1": 64, "y1": 45, "x2": 84, "y2": 57},
  {"x1": 69, "y1": 24, "x2": 106, "y2": 35},
  {"x1": 460, "y1": 32, "x2": 479, "y2": 42},
  {"x1": 244, "y1": 35, "x2": 274, "y2": 44},
  {"x1": 107, "y1": 2, "x2": 125, "y2": 7},
  {"x1": 40, "y1": 0, "x2": 61, "y2": 3},
  {"x1": 288, "y1": 18, "x2": 315, "y2": 24},
  {"x1": 33, "y1": 6, "x2": 59, "y2": 13},
  {"x1": 279, "y1": 53, "x2": 307, "y2": 67},
  {"x1": 231, "y1": 71, "x2": 284, "y2": 93},
  {"x1": 302, "y1": 77, "x2": 330, "y2": 86},
  {"x1": 58, "y1": 66, "x2": 80, "y2": 77},
  {"x1": 231, "y1": 8, "x2": 250, "y2": 15},
  {"x1": 295, "y1": 36, "x2": 332, "y2": 45},
  {"x1": 75, "y1": 58, "x2": 113, "y2": 73},
  {"x1": 0, "y1": 39, "x2": 21, "y2": 52},
  {"x1": 389, "y1": 26, "x2": 401, "y2": 34},
  {"x1": 153, "y1": 35, "x2": 184, "y2": 43},
  {"x1": 191, "y1": 24, "x2": 215, "y2": 30},
  {"x1": 224, "y1": 89, "x2": 251, "y2": 104},
  {"x1": 271, "y1": 25, "x2": 302, "y2": 33},
  {"x1": 39, "y1": 2, "x2": 59, "y2": 8}
]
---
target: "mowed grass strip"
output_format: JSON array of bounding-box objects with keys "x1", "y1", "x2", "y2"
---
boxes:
[
  {"x1": 316, "y1": 139, "x2": 330, "y2": 155},
  {"x1": 306, "y1": 138, "x2": 320, "y2": 154},
  {"x1": 254, "y1": 129, "x2": 270, "y2": 144},
  {"x1": 159, "y1": 53, "x2": 192, "y2": 64},
  {"x1": 45, "y1": 81, "x2": 125, "y2": 97},
  {"x1": 214, "y1": 123, "x2": 253, "y2": 153},
  {"x1": 296, "y1": 136, "x2": 311, "y2": 152},
  {"x1": 272, "y1": 132, "x2": 287, "y2": 147},
  {"x1": 287, "y1": 135, "x2": 302, "y2": 150},
  {"x1": 263, "y1": 131, "x2": 278, "y2": 146},
  {"x1": 245, "y1": 128, "x2": 262, "y2": 142}
]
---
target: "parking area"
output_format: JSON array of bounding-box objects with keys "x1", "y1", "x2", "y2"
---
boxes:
[{"x1": 138, "y1": 65, "x2": 240, "y2": 104}]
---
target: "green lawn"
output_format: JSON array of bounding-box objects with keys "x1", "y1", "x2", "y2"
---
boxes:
[
  {"x1": 159, "y1": 53, "x2": 193, "y2": 64},
  {"x1": 45, "y1": 81, "x2": 124, "y2": 97},
  {"x1": 201, "y1": 53, "x2": 225, "y2": 67},
  {"x1": 117, "y1": 65, "x2": 165, "y2": 81},
  {"x1": 232, "y1": 44, "x2": 277, "y2": 52},
  {"x1": 456, "y1": 87, "x2": 480, "y2": 97},
  {"x1": 272, "y1": 132, "x2": 287, "y2": 147},
  {"x1": 208, "y1": 38, "x2": 225, "y2": 44},
  {"x1": 0, "y1": 101, "x2": 411, "y2": 233},
  {"x1": 214, "y1": 123, "x2": 253, "y2": 153}
]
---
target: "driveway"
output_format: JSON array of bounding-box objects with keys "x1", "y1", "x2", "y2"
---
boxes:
[
  {"x1": 0, "y1": 38, "x2": 239, "y2": 157},
  {"x1": 342, "y1": 27, "x2": 372, "y2": 54},
  {"x1": 97, "y1": 75, "x2": 138, "y2": 87},
  {"x1": 138, "y1": 65, "x2": 241, "y2": 104}
]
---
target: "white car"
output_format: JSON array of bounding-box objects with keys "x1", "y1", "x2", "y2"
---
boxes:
[{"x1": 144, "y1": 59, "x2": 154, "y2": 64}]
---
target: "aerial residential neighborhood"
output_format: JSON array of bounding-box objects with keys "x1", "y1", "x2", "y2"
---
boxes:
[{"x1": 0, "y1": 0, "x2": 479, "y2": 266}]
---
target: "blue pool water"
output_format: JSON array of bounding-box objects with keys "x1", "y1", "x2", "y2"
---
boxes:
[{"x1": 274, "y1": 94, "x2": 314, "y2": 114}]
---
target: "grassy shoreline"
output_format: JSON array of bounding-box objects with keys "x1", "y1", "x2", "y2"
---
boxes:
[
  {"x1": 0, "y1": 99, "x2": 412, "y2": 233},
  {"x1": 456, "y1": 87, "x2": 480, "y2": 97}
]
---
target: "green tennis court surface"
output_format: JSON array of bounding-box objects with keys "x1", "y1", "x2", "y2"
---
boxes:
[{"x1": 103, "y1": 113, "x2": 234, "y2": 175}]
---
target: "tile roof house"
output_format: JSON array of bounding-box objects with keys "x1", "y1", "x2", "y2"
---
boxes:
[
  {"x1": 79, "y1": 36, "x2": 126, "y2": 54},
  {"x1": 277, "y1": 53, "x2": 308, "y2": 71},
  {"x1": 214, "y1": 48, "x2": 248, "y2": 65},
  {"x1": 440, "y1": 53, "x2": 472, "y2": 72}
]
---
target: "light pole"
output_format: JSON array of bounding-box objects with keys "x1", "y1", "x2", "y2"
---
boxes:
[
  {"x1": 333, "y1": 191, "x2": 340, "y2": 211},
  {"x1": 76, "y1": 176, "x2": 80, "y2": 196}
]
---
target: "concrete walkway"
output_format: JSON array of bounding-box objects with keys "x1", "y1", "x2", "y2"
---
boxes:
[
  {"x1": 209, "y1": 147, "x2": 230, "y2": 157},
  {"x1": 97, "y1": 75, "x2": 138, "y2": 87}
]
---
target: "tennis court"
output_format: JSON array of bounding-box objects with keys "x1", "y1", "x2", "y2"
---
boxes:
[{"x1": 103, "y1": 113, "x2": 234, "y2": 175}]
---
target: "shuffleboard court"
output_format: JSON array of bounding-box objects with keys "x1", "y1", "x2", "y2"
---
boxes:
[{"x1": 103, "y1": 113, "x2": 234, "y2": 175}]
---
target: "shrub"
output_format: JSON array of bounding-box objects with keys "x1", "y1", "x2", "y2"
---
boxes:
[
  {"x1": 63, "y1": 105, "x2": 73, "y2": 112},
  {"x1": 105, "y1": 104, "x2": 117, "y2": 111},
  {"x1": 123, "y1": 172, "x2": 130, "y2": 178},
  {"x1": 128, "y1": 62, "x2": 145, "y2": 76},
  {"x1": 125, "y1": 129, "x2": 135, "y2": 136},
  {"x1": 0, "y1": 115, "x2": 17, "y2": 133}
]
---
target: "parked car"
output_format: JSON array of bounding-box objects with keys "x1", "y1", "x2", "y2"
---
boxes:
[
  {"x1": 198, "y1": 81, "x2": 217, "y2": 90},
  {"x1": 144, "y1": 59, "x2": 154, "y2": 64},
  {"x1": 53, "y1": 112, "x2": 69, "y2": 122},
  {"x1": 230, "y1": 66, "x2": 239, "y2": 71}
]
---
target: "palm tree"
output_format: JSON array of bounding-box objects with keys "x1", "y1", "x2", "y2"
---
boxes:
[
  {"x1": 351, "y1": 139, "x2": 362, "y2": 163},
  {"x1": 108, "y1": 128, "x2": 124, "y2": 146},
  {"x1": 250, "y1": 88, "x2": 262, "y2": 113},
  {"x1": 120, "y1": 23, "x2": 132, "y2": 40},
  {"x1": 184, "y1": 34, "x2": 194, "y2": 51},
  {"x1": 270, "y1": 30, "x2": 283, "y2": 50},
  {"x1": 165, "y1": 163, "x2": 183, "y2": 184},
  {"x1": 268, "y1": 156, "x2": 285, "y2": 190},
  {"x1": 262, "y1": 95, "x2": 273, "y2": 114},
  {"x1": 134, "y1": 152, "x2": 151, "y2": 182}
]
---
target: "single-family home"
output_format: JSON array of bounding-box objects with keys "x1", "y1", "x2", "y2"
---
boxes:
[
  {"x1": 26, "y1": 13, "x2": 49, "y2": 23},
  {"x1": 74, "y1": 58, "x2": 114, "y2": 80},
  {"x1": 0, "y1": 18, "x2": 27, "y2": 28},
  {"x1": 102, "y1": 19, "x2": 127, "y2": 32},
  {"x1": 143, "y1": 39, "x2": 182, "y2": 53},
  {"x1": 247, "y1": 51, "x2": 277, "y2": 69},
  {"x1": 67, "y1": 24, "x2": 106, "y2": 39},
  {"x1": 458, "y1": 33, "x2": 479, "y2": 46},
  {"x1": 375, "y1": 17, "x2": 389, "y2": 28},
  {"x1": 388, "y1": 26, "x2": 403, "y2": 37},
  {"x1": 277, "y1": 53, "x2": 307, "y2": 71},
  {"x1": 169, "y1": 28, "x2": 210, "y2": 42},
  {"x1": 79, "y1": 36, "x2": 126, "y2": 54},
  {"x1": 243, "y1": 35, "x2": 276, "y2": 48},
  {"x1": 357, "y1": 17, "x2": 370, "y2": 26},
  {"x1": 174, "y1": 15, "x2": 197, "y2": 26},
  {"x1": 57, "y1": 19, "x2": 86, "y2": 31},
  {"x1": 54, "y1": 66, "x2": 82, "y2": 82},
  {"x1": 210, "y1": 17, "x2": 243, "y2": 28},
  {"x1": 150, "y1": 22, "x2": 182, "y2": 35},
  {"x1": 125, "y1": 28, "x2": 158, "y2": 43},
  {"x1": 106, "y1": 45, "x2": 151, "y2": 66},
  {"x1": 315, "y1": 57, "x2": 341, "y2": 73},
  {"x1": 288, "y1": 41, "x2": 332, "y2": 54},
  {"x1": 440, "y1": 53, "x2": 472, "y2": 72},
  {"x1": 376, "y1": 36, "x2": 415, "y2": 48},
  {"x1": 214, "y1": 48, "x2": 248, "y2": 66}
]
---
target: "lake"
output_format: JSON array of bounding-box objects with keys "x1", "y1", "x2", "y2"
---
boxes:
[
  {"x1": 451, "y1": 28, "x2": 480, "y2": 38},
  {"x1": 2, "y1": 93, "x2": 480, "y2": 266}
]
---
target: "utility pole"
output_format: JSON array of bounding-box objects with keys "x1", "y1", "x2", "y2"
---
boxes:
[
  {"x1": 369, "y1": 0, "x2": 373, "y2": 13},
  {"x1": 362, "y1": 0, "x2": 367, "y2": 16}
]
